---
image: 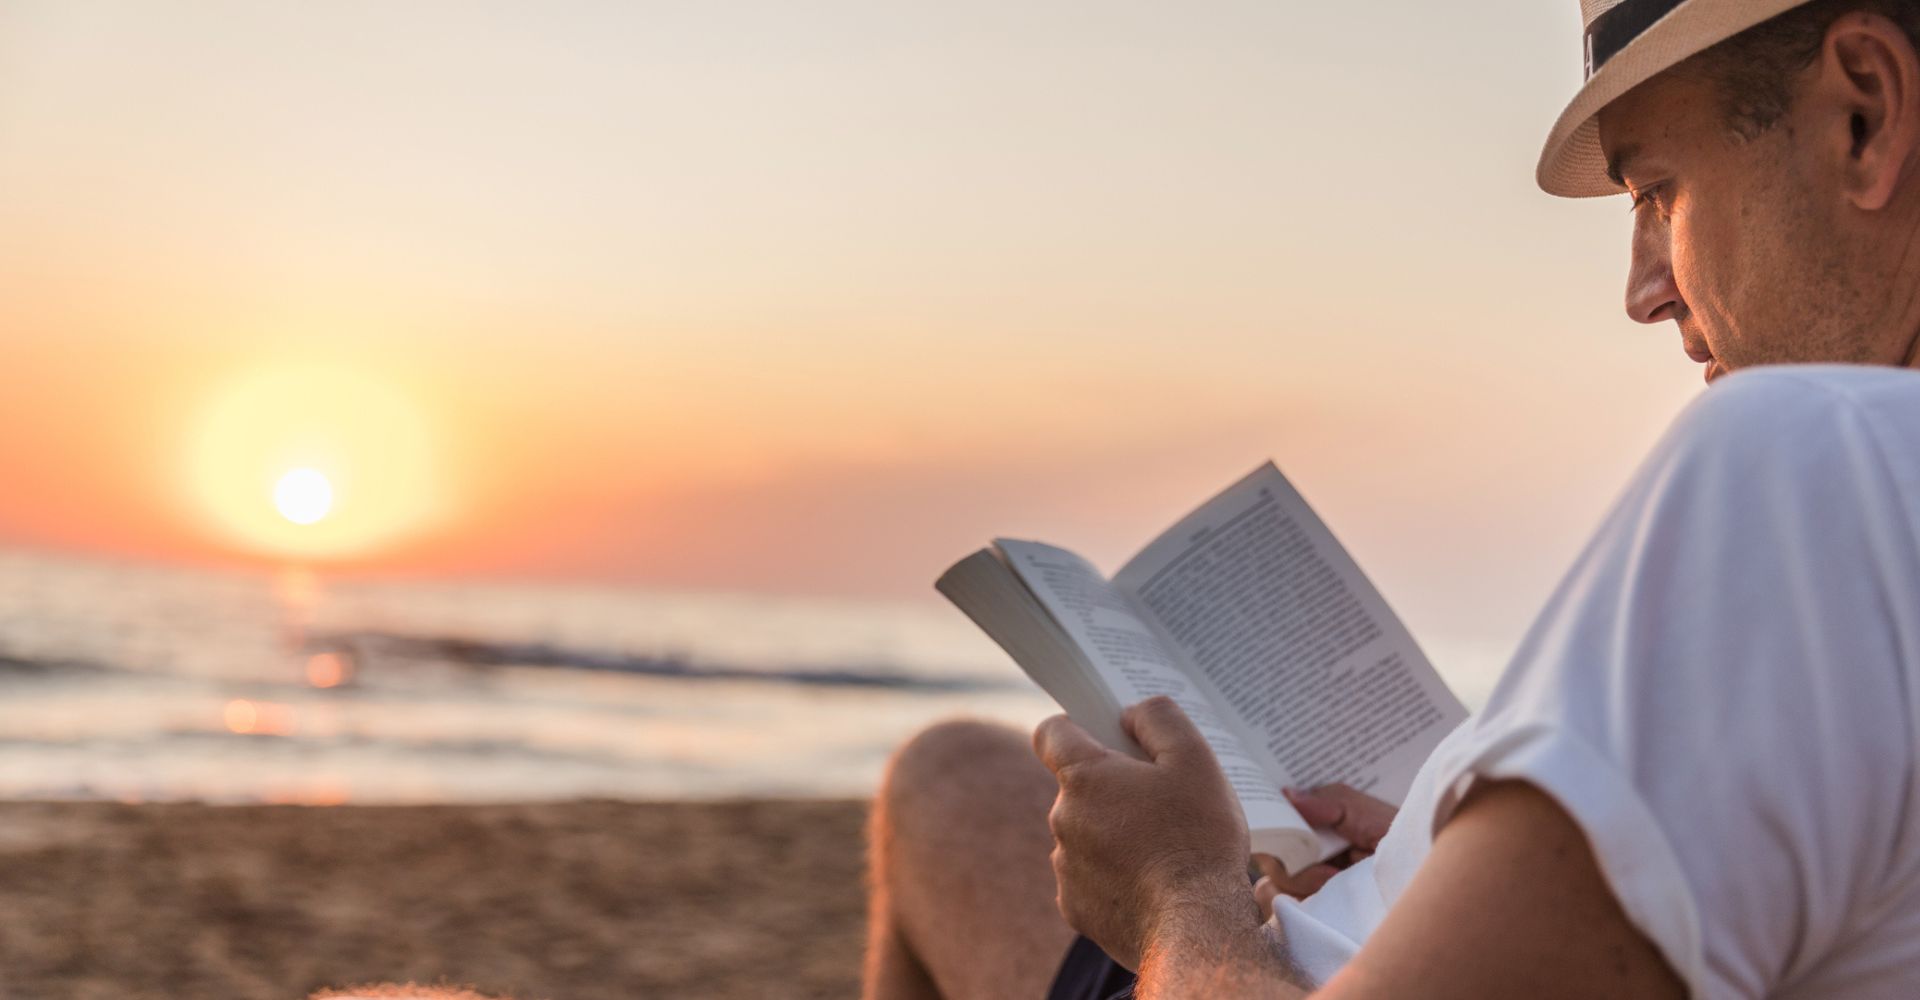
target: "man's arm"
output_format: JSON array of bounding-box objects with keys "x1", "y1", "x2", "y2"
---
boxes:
[
  {"x1": 1036, "y1": 697, "x2": 1686, "y2": 1000},
  {"x1": 1138, "y1": 781, "x2": 1686, "y2": 999}
]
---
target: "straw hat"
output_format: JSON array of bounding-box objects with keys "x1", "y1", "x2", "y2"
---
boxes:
[{"x1": 1539, "y1": 0, "x2": 1814, "y2": 197}]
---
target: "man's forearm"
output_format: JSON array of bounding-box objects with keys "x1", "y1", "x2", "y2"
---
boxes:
[{"x1": 1134, "y1": 899, "x2": 1312, "y2": 999}]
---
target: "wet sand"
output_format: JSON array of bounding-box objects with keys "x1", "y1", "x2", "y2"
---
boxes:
[{"x1": 0, "y1": 800, "x2": 869, "y2": 1000}]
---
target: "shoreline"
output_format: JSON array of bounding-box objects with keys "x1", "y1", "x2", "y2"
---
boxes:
[{"x1": 0, "y1": 799, "x2": 869, "y2": 1000}]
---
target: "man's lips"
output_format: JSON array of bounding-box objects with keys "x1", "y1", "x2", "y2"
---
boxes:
[{"x1": 1680, "y1": 337, "x2": 1724, "y2": 383}]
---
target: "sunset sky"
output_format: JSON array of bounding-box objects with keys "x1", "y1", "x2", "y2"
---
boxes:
[{"x1": 0, "y1": 0, "x2": 1700, "y2": 650}]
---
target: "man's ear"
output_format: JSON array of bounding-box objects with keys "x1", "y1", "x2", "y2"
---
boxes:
[{"x1": 1823, "y1": 12, "x2": 1920, "y2": 211}]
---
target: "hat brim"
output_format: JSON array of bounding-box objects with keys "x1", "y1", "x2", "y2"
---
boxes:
[{"x1": 1538, "y1": 0, "x2": 1812, "y2": 197}]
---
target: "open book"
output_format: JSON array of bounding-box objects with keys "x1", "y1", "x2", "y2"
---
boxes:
[{"x1": 937, "y1": 462, "x2": 1466, "y2": 875}]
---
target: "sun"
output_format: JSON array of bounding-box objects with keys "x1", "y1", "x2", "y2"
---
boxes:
[
  {"x1": 184, "y1": 363, "x2": 441, "y2": 559},
  {"x1": 274, "y1": 468, "x2": 334, "y2": 525}
]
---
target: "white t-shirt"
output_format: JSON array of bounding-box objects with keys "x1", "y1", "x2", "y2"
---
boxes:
[{"x1": 1275, "y1": 365, "x2": 1920, "y2": 999}]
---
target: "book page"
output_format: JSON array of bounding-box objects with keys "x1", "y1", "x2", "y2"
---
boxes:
[
  {"x1": 994, "y1": 540, "x2": 1299, "y2": 822},
  {"x1": 1113, "y1": 464, "x2": 1466, "y2": 805},
  {"x1": 936, "y1": 549, "x2": 1133, "y2": 753}
]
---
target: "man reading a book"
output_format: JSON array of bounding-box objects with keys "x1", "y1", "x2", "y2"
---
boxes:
[{"x1": 865, "y1": 1, "x2": 1920, "y2": 998}]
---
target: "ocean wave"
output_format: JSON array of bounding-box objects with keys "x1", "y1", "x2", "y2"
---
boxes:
[
  {"x1": 303, "y1": 629, "x2": 1016, "y2": 693},
  {"x1": 0, "y1": 631, "x2": 1015, "y2": 694},
  {"x1": 0, "y1": 653, "x2": 115, "y2": 678}
]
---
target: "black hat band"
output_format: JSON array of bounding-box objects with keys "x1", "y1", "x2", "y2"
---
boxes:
[{"x1": 1585, "y1": 0, "x2": 1687, "y2": 79}]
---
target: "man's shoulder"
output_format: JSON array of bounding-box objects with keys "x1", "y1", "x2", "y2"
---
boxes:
[
  {"x1": 1664, "y1": 363, "x2": 1920, "y2": 465},
  {"x1": 1598, "y1": 364, "x2": 1920, "y2": 568},
  {"x1": 1683, "y1": 362, "x2": 1920, "y2": 424}
]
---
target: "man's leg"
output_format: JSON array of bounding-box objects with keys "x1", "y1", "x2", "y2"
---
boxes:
[{"x1": 862, "y1": 719, "x2": 1078, "y2": 1000}]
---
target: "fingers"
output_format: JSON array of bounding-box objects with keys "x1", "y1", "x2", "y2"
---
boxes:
[
  {"x1": 1278, "y1": 863, "x2": 1340, "y2": 900},
  {"x1": 1120, "y1": 695, "x2": 1207, "y2": 763},
  {"x1": 1244, "y1": 848, "x2": 1336, "y2": 905},
  {"x1": 1254, "y1": 876, "x2": 1280, "y2": 921},
  {"x1": 1283, "y1": 783, "x2": 1398, "y2": 851},
  {"x1": 1251, "y1": 852, "x2": 1289, "y2": 884},
  {"x1": 1251, "y1": 868, "x2": 1341, "y2": 916},
  {"x1": 1032, "y1": 714, "x2": 1110, "y2": 779},
  {"x1": 1252, "y1": 853, "x2": 1341, "y2": 903}
]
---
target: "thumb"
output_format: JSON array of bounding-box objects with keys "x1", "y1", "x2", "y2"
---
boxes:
[
  {"x1": 1283, "y1": 783, "x2": 1396, "y2": 851},
  {"x1": 1032, "y1": 714, "x2": 1110, "y2": 777},
  {"x1": 1120, "y1": 695, "x2": 1208, "y2": 763},
  {"x1": 1254, "y1": 876, "x2": 1280, "y2": 922}
]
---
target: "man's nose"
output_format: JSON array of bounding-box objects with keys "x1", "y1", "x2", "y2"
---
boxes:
[{"x1": 1624, "y1": 216, "x2": 1681, "y2": 324}]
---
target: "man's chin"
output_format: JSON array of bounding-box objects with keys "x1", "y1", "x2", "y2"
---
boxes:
[{"x1": 1704, "y1": 358, "x2": 1728, "y2": 384}]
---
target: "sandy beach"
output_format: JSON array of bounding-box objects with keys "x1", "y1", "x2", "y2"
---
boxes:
[{"x1": 0, "y1": 800, "x2": 869, "y2": 1000}]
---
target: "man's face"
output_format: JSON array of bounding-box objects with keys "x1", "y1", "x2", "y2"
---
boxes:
[{"x1": 1597, "y1": 63, "x2": 1881, "y2": 382}]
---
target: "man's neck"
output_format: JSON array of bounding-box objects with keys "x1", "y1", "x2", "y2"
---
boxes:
[
  {"x1": 1884, "y1": 197, "x2": 1920, "y2": 370},
  {"x1": 1903, "y1": 318, "x2": 1920, "y2": 369}
]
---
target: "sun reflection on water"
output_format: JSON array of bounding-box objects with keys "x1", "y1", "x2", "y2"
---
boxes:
[
  {"x1": 223, "y1": 698, "x2": 295, "y2": 736},
  {"x1": 305, "y1": 652, "x2": 350, "y2": 689}
]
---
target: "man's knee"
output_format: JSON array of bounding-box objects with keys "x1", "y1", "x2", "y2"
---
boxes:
[
  {"x1": 875, "y1": 719, "x2": 1052, "y2": 844},
  {"x1": 868, "y1": 719, "x2": 1076, "y2": 999},
  {"x1": 887, "y1": 718, "x2": 1030, "y2": 785}
]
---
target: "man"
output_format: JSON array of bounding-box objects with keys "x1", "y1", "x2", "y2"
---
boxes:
[{"x1": 864, "y1": 1, "x2": 1920, "y2": 997}]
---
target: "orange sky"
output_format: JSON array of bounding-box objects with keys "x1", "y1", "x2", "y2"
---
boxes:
[{"x1": 0, "y1": 0, "x2": 1704, "y2": 648}]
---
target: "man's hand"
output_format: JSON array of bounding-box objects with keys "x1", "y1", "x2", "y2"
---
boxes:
[
  {"x1": 1031, "y1": 696, "x2": 1263, "y2": 972},
  {"x1": 1253, "y1": 784, "x2": 1400, "y2": 914}
]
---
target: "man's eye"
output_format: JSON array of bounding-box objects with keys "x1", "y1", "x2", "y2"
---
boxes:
[{"x1": 1628, "y1": 184, "x2": 1665, "y2": 214}]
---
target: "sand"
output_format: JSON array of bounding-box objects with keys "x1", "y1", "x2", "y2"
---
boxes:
[{"x1": 0, "y1": 800, "x2": 870, "y2": 1000}]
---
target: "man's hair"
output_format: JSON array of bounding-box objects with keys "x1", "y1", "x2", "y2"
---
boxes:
[{"x1": 1695, "y1": 0, "x2": 1920, "y2": 138}]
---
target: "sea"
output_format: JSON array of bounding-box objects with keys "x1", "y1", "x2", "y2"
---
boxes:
[{"x1": 0, "y1": 546, "x2": 1508, "y2": 804}]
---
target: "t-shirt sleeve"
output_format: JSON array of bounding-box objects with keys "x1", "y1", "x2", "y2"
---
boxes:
[{"x1": 1425, "y1": 370, "x2": 1920, "y2": 999}]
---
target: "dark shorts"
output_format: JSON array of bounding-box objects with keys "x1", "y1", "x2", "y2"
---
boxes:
[{"x1": 1045, "y1": 935, "x2": 1136, "y2": 1000}]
